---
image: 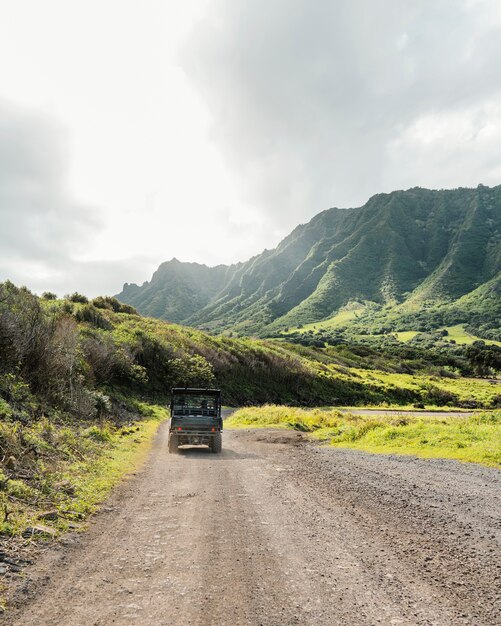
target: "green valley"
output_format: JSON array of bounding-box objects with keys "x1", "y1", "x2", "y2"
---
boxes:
[{"x1": 2, "y1": 184, "x2": 501, "y2": 548}]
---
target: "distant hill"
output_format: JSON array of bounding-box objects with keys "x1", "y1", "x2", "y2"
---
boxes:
[{"x1": 116, "y1": 184, "x2": 501, "y2": 337}]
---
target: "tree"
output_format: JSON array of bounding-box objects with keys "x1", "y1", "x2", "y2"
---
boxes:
[{"x1": 465, "y1": 342, "x2": 501, "y2": 376}]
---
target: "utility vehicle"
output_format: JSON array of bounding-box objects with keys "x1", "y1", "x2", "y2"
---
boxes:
[{"x1": 168, "y1": 388, "x2": 222, "y2": 453}]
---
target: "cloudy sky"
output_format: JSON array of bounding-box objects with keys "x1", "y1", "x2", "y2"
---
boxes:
[{"x1": 1, "y1": 0, "x2": 501, "y2": 296}]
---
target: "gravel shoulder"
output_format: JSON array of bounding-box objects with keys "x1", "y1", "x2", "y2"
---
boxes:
[{"x1": 5, "y1": 425, "x2": 500, "y2": 626}]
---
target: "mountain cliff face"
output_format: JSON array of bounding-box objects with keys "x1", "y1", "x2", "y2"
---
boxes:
[
  {"x1": 116, "y1": 185, "x2": 501, "y2": 333},
  {"x1": 118, "y1": 259, "x2": 236, "y2": 323}
]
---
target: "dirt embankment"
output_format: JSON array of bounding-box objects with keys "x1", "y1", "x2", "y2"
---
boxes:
[{"x1": 4, "y1": 425, "x2": 500, "y2": 625}]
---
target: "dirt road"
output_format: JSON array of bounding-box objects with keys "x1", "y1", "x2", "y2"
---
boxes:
[{"x1": 7, "y1": 425, "x2": 501, "y2": 625}]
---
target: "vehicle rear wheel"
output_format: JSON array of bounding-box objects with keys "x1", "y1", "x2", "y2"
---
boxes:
[
  {"x1": 168, "y1": 433, "x2": 179, "y2": 454},
  {"x1": 211, "y1": 432, "x2": 222, "y2": 454}
]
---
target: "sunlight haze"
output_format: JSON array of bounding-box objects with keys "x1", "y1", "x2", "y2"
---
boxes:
[{"x1": 1, "y1": 0, "x2": 501, "y2": 295}]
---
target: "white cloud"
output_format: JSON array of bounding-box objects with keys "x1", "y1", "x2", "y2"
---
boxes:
[
  {"x1": 182, "y1": 0, "x2": 501, "y2": 218},
  {"x1": 385, "y1": 102, "x2": 501, "y2": 190},
  {"x1": 0, "y1": 101, "x2": 98, "y2": 278},
  {"x1": 1, "y1": 0, "x2": 501, "y2": 296}
]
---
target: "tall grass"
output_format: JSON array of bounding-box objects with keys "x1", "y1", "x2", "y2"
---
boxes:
[
  {"x1": 0, "y1": 406, "x2": 167, "y2": 539},
  {"x1": 226, "y1": 406, "x2": 501, "y2": 468}
]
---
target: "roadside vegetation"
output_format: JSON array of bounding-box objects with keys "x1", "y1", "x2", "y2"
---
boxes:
[
  {"x1": 0, "y1": 405, "x2": 166, "y2": 541},
  {"x1": 1, "y1": 280, "x2": 500, "y2": 549},
  {"x1": 226, "y1": 406, "x2": 501, "y2": 468}
]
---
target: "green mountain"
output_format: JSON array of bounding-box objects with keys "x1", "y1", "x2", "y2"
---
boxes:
[
  {"x1": 116, "y1": 185, "x2": 501, "y2": 336},
  {"x1": 119, "y1": 258, "x2": 236, "y2": 323}
]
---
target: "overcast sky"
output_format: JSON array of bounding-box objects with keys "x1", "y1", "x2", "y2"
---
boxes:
[{"x1": 1, "y1": 0, "x2": 501, "y2": 296}]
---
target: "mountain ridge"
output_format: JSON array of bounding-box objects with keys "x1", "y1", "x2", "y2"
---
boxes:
[{"x1": 116, "y1": 184, "x2": 501, "y2": 336}]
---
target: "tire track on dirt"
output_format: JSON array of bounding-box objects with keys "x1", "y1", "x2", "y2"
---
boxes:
[{"x1": 5, "y1": 426, "x2": 500, "y2": 625}]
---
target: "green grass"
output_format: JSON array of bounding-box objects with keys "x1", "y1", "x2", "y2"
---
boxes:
[
  {"x1": 281, "y1": 303, "x2": 366, "y2": 334},
  {"x1": 394, "y1": 331, "x2": 419, "y2": 342},
  {"x1": 226, "y1": 405, "x2": 501, "y2": 468},
  {"x1": 391, "y1": 325, "x2": 501, "y2": 346},
  {"x1": 65, "y1": 416, "x2": 162, "y2": 519},
  {"x1": 442, "y1": 324, "x2": 501, "y2": 346},
  {"x1": 368, "y1": 326, "x2": 501, "y2": 346},
  {"x1": 350, "y1": 367, "x2": 500, "y2": 407},
  {"x1": 443, "y1": 324, "x2": 478, "y2": 344},
  {"x1": 0, "y1": 406, "x2": 167, "y2": 539},
  {"x1": 335, "y1": 404, "x2": 472, "y2": 412}
]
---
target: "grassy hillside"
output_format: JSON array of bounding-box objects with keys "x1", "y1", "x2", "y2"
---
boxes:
[
  {"x1": 1, "y1": 280, "x2": 500, "y2": 552},
  {"x1": 327, "y1": 273, "x2": 501, "y2": 343},
  {"x1": 281, "y1": 302, "x2": 366, "y2": 334},
  {"x1": 2, "y1": 281, "x2": 500, "y2": 419}
]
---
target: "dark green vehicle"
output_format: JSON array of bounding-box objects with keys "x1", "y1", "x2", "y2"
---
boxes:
[{"x1": 168, "y1": 388, "x2": 223, "y2": 454}]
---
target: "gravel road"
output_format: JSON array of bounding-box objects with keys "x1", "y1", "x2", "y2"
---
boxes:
[{"x1": 7, "y1": 425, "x2": 500, "y2": 626}]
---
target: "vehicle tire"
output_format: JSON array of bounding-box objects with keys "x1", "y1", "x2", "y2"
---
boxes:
[
  {"x1": 211, "y1": 432, "x2": 222, "y2": 454},
  {"x1": 168, "y1": 433, "x2": 179, "y2": 454}
]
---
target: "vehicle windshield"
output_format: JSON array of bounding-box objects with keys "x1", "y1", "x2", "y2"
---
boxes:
[{"x1": 172, "y1": 394, "x2": 218, "y2": 416}]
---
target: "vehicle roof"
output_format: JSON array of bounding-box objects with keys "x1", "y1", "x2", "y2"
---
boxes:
[{"x1": 171, "y1": 387, "x2": 221, "y2": 395}]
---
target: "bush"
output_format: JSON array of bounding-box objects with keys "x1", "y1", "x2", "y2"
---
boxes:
[
  {"x1": 74, "y1": 304, "x2": 112, "y2": 330},
  {"x1": 66, "y1": 292, "x2": 89, "y2": 303},
  {"x1": 420, "y1": 383, "x2": 458, "y2": 406},
  {"x1": 84, "y1": 424, "x2": 113, "y2": 442},
  {"x1": 491, "y1": 395, "x2": 501, "y2": 409},
  {"x1": 92, "y1": 296, "x2": 138, "y2": 315}
]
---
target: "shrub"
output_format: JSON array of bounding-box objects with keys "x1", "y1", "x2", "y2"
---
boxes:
[
  {"x1": 74, "y1": 304, "x2": 112, "y2": 330},
  {"x1": 66, "y1": 292, "x2": 89, "y2": 303},
  {"x1": 92, "y1": 296, "x2": 138, "y2": 315},
  {"x1": 84, "y1": 424, "x2": 113, "y2": 442},
  {"x1": 81, "y1": 331, "x2": 118, "y2": 385},
  {"x1": 491, "y1": 395, "x2": 501, "y2": 408},
  {"x1": 420, "y1": 383, "x2": 458, "y2": 406}
]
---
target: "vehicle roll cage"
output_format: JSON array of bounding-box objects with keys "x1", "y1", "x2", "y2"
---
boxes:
[{"x1": 170, "y1": 387, "x2": 221, "y2": 418}]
